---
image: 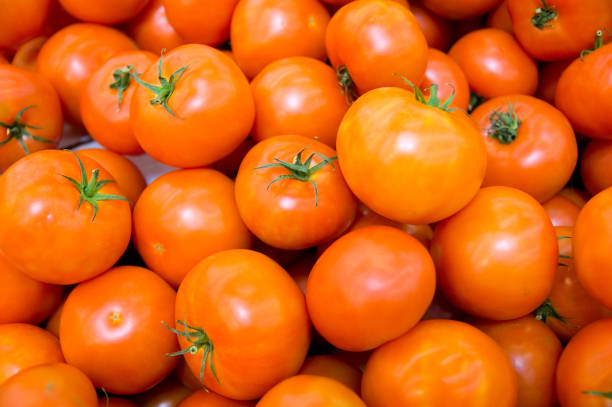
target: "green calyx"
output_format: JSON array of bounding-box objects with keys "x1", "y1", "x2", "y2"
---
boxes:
[
  {"x1": 163, "y1": 319, "x2": 219, "y2": 391},
  {"x1": 254, "y1": 147, "x2": 337, "y2": 207},
  {"x1": 583, "y1": 390, "x2": 612, "y2": 399},
  {"x1": 61, "y1": 151, "x2": 129, "y2": 222},
  {"x1": 109, "y1": 66, "x2": 134, "y2": 111},
  {"x1": 394, "y1": 74, "x2": 457, "y2": 112},
  {"x1": 580, "y1": 30, "x2": 606, "y2": 60},
  {"x1": 129, "y1": 49, "x2": 187, "y2": 118},
  {"x1": 531, "y1": 0, "x2": 557, "y2": 29},
  {"x1": 0, "y1": 105, "x2": 52, "y2": 154},
  {"x1": 534, "y1": 299, "x2": 575, "y2": 327},
  {"x1": 487, "y1": 102, "x2": 522, "y2": 144},
  {"x1": 469, "y1": 92, "x2": 485, "y2": 112},
  {"x1": 336, "y1": 65, "x2": 358, "y2": 105}
]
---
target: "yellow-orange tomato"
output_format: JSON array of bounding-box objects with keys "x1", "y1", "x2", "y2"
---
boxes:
[
  {"x1": 420, "y1": 48, "x2": 470, "y2": 111},
  {"x1": 126, "y1": 0, "x2": 185, "y2": 54},
  {"x1": 542, "y1": 195, "x2": 580, "y2": 227},
  {"x1": 298, "y1": 355, "x2": 362, "y2": 395}
]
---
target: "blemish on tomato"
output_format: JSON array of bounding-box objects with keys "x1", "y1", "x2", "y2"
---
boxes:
[{"x1": 154, "y1": 243, "x2": 164, "y2": 252}]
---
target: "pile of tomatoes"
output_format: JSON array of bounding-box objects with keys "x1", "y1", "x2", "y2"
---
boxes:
[{"x1": 1, "y1": 0, "x2": 612, "y2": 406}]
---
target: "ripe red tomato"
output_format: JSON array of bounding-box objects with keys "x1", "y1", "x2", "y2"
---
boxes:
[
  {"x1": 420, "y1": 48, "x2": 470, "y2": 111},
  {"x1": 130, "y1": 44, "x2": 254, "y2": 168},
  {"x1": 542, "y1": 195, "x2": 580, "y2": 227},
  {"x1": 58, "y1": 0, "x2": 150, "y2": 24},
  {"x1": 0, "y1": 324, "x2": 64, "y2": 385},
  {"x1": 410, "y1": 1, "x2": 453, "y2": 51},
  {"x1": 231, "y1": 0, "x2": 330, "y2": 79},
  {"x1": 581, "y1": 140, "x2": 612, "y2": 195},
  {"x1": 81, "y1": 50, "x2": 157, "y2": 155},
  {"x1": 176, "y1": 390, "x2": 254, "y2": 407},
  {"x1": 449, "y1": 28, "x2": 538, "y2": 98},
  {"x1": 60, "y1": 266, "x2": 178, "y2": 394},
  {"x1": 326, "y1": 0, "x2": 428, "y2": 95},
  {"x1": 235, "y1": 135, "x2": 357, "y2": 250},
  {"x1": 0, "y1": 64, "x2": 63, "y2": 173},
  {"x1": 420, "y1": 0, "x2": 501, "y2": 19},
  {"x1": 173, "y1": 250, "x2": 310, "y2": 400},
  {"x1": 298, "y1": 355, "x2": 362, "y2": 395},
  {"x1": 431, "y1": 186, "x2": 558, "y2": 320},
  {"x1": 37, "y1": 23, "x2": 136, "y2": 124},
  {"x1": 0, "y1": 363, "x2": 97, "y2": 407},
  {"x1": 258, "y1": 375, "x2": 366, "y2": 407},
  {"x1": 250, "y1": 57, "x2": 348, "y2": 148},
  {"x1": 126, "y1": 0, "x2": 185, "y2": 55},
  {"x1": 486, "y1": 0, "x2": 513, "y2": 33},
  {"x1": 0, "y1": 150, "x2": 131, "y2": 284},
  {"x1": 164, "y1": 0, "x2": 238, "y2": 46},
  {"x1": 0, "y1": 0, "x2": 51, "y2": 50},
  {"x1": 470, "y1": 94, "x2": 577, "y2": 202},
  {"x1": 133, "y1": 169, "x2": 251, "y2": 287},
  {"x1": 362, "y1": 319, "x2": 517, "y2": 406},
  {"x1": 307, "y1": 226, "x2": 435, "y2": 351},
  {"x1": 535, "y1": 60, "x2": 572, "y2": 105},
  {"x1": 337, "y1": 86, "x2": 486, "y2": 224},
  {"x1": 474, "y1": 316, "x2": 562, "y2": 407},
  {"x1": 507, "y1": 0, "x2": 612, "y2": 61},
  {"x1": 11, "y1": 36, "x2": 47, "y2": 72}
]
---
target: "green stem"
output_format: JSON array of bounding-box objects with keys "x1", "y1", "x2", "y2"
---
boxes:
[
  {"x1": 580, "y1": 30, "x2": 606, "y2": 60},
  {"x1": 469, "y1": 92, "x2": 485, "y2": 112},
  {"x1": 336, "y1": 65, "x2": 358, "y2": 105},
  {"x1": 108, "y1": 66, "x2": 134, "y2": 111},
  {"x1": 534, "y1": 299, "x2": 576, "y2": 328},
  {"x1": 584, "y1": 390, "x2": 612, "y2": 399},
  {"x1": 531, "y1": 0, "x2": 557, "y2": 29},
  {"x1": 0, "y1": 105, "x2": 52, "y2": 154},
  {"x1": 394, "y1": 74, "x2": 457, "y2": 112},
  {"x1": 487, "y1": 102, "x2": 522, "y2": 144}
]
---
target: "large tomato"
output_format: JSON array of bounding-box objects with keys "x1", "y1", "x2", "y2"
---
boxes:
[
  {"x1": 133, "y1": 169, "x2": 251, "y2": 287},
  {"x1": 297, "y1": 355, "x2": 362, "y2": 395},
  {"x1": 173, "y1": 250, "x2": 310, "y2": 400},
  {"x1": 0, "y1": 150, "x2": 131, "y2": 284},
  {"x1": 60, "y1": 266, "x2": 178, "y2": 394},
  {"x1": 326, "y1": 0, "x2": 428, "y2": 96},
  {"x1": 126, "y1": 0, "x2": 185, "y2": 54},
  {"x1": 449, "y1": 28, "x2": 538, "y2": 98},
  {"x1": 164, "y1": 0, "x2": 238, "y2": 46},
  {"x1": 235, "y1": 135, "x2": 357, "y2": 250},
  {"x1": 420, "y1": 0, "x2": 501, "y2": 19},
  {"x1": 420, "y1": 48, "x2": 470, "y2": 111},
  {"x1": 0, "y1": 64, "x2": 62, "y2": 173},
  {"x1": 581, "y1": 140, "x2": 612, "y2": 195},
  {"x1": 130, "y1": 44, "x2": 254, "y2": 168},
  {"x1": 336, "y1": 86, "x2": 486, "y2": 224},
  {"x1": 409, "y1": 1, "x2": 453, "y2": 51},
  {"x1": 362, "y1": 319, "x2": 517, "y2": 406},
  {"x1": 542, "y1": 195, "x2": 580, "y2": 227},
  {"x1": 176, "y1": 390, "x2": 254, "y2": 407},
  {"x1": 0, "y1": 0, "x2": 50, "y2": 50},
  {"x1": 306, "y1": 226, "x2": 435, "y2": 351},
  {"x1": 470, "y1": 94, "x2": 577, "y2": 202},
  {"x1": 58, "y1": 0, "x2": 150, "y2": 24},
  {"x1": 431, "y1": 186, "x2": 558, "y2": 320}
]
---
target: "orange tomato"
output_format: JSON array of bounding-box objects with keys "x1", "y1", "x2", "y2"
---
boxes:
[
  {"x1": 0, "y1": 0, "x2": 51, "y2": 50},
  {"x1": 126, "y1": 0, "x2": 186, "y2": 54},
  {"x1": 486, "y1": 0, "x2": 513, "y2": 33},
  {"x1": 176, "y1": 390, "x2": 254, "y2": 407},
  {"x1": 542, "y1": 194, "x2": 580, "y2": 227},
  {"x1": 558, "y1": 187, "x2": 589, "y2": 208},
  {"x1": 298, "y1": 355, "x2": 362, "y2": 395},
  {"x1": 58, "y1": 0, "x2": 150, "y2": 24},
  {"x1": 581, "y1": 140, "x2": 612, "y2": 196},
  {"x1": 164, "y1": 0, "x2": 238, "y2": 46},
  {"x1": 420, "y1": 48, "x2": 470, "y2": 111},
  {"x1": 11, "y1": 36, "x2": 47, "y2": 71},
  {"x1": 535, "y1": 60, "x2": 572, "y2": 105},
  {"x1": 422, "y1": 0, "x2": 501, "y2": 19},
  {"x1": 410, "y1": 1, "x2": 453, "y2": 50}
]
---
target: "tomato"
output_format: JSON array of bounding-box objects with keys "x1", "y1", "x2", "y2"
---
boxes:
[
  {"x1": 486, "y1": 0, "x2": 513, "y2": 33},
  {"x1": 131, "y1": 375, "x2": 191, "y2": 407},
  {"x1": 298, "y1": 355, "x2": 362, "y2": 395},
  {"x1": 449, "y1": 28, "x2": 538, "y2": 98},
  {"x1": 251, "y1": 239, "x2": 308, "y2": 267},
  {"x1": 176, "y1": 390, "x2": 254, "y2": 407},
  {"x1": 235, "y1": 135, "x2": 357, "y2": 250},
  {"x1": 60, "y1": 266, "x2": 178, "y2": 394},
  {"x1": 474, "y1": 316, "x2": 562, "y2": 407},
  {"x1": 0, "y1": 64, "x2": 62, "y2": 173},
  {"x1": 535, "y1": 60, "x2": 572, "y2": 105},
  {"x1": 431, "y1": 186, "x2": 558, "y2": 320},
  {"x1": 231, "y1": 0, "x2": 329, "y2": 79},
  {"x1": 559, "y1": 187, "x2": 589, "y2": 208},
  {"x1": 126, "y1": 0, "x2": 185, "y2": 55},
  {"x1": 556, "y1": 318, "x2": 612, "y2": 407},
  {"x1": 251, "y1": 57, "x2": 348, "y2": 148},
  {"x1": 81, "y1": 51, "x2": 156, "y2": 155},
  {"x1": 337, "y1": 86, "x2": 486, "y2": 224},
  {"x1": 287, "y1": 254, "x2": 317, "y2": 294},
  {"x1": 37, "y1": 24, "x2": 136, "y2": 125},
  {"x1": 307, "y1": 226, "x2": 435, "y2": 350},
  {"x1": 580, "y1": 140, "x2": 612, "y2": 196},
  {"x1": 164, "y1": 0, "x2": 238, "y2": 46},
  {"x1": 422, "y1": 290, "x2": 466, "y2": 321},
  {"x1": 45, "y1": 296, "x2": 65, "y2": 337},
  {"x1": 41, "y1": 0, "x2": 78, "y2": 37},
  {"x1": 470, "y1": 94, "x2": 577, "y2": 202},
  {"x1": 130, "y1": 44, "x2": 254, "y2": 168},
  {"x1": 58, "y1": 0, "x2": 149, "y2": 24},
  {"x1": 76, "y1": 148, "x2": 147, "y2": 207},
  {"x1": 11, "y1": 36, "x2": 47, "y2": 71},
  {"x1": 507, "y1": 0, "x2": 612, "y2": 61},
  {"x1": 213, "y1": 138, "x2": 255, "y2": 179},
  {"x1": 420, "y1": 48, "x2": 470, "y2": 111},
  {"x1": 133, "y1": 169, "x2": 251, "y2": 287},
  {"x1": 0, "y1": 363, "x2": 97, "y2": 407},
  {"x1": 0, "y1": 254, "x2": 62, "y2": 324},
  {"x1": 173, "y1": 250, "x2": 310, "y2": 400},
  {"x1": 0, "y1": 150, "x2": 131, "y2": 284},
  {"x1": 0, "y1": 0, "x2": 50, "y2": 50},
  {"x1": 424, "y1": 0, "x2": 501, "y2": 19},
  {"x1": 542, "y1": 194, "x2": 580, "y2": 227},
  {"x1": 326, "y1": 0, "x2": 427, "y2": 96},
  {"x1": 362, "y1": 319, "x2": 517, "y2": 406},
  {"x1": 97, "y1": 398, "x2": 136, "y2": 407},
  {"x1": 258, "y1": 375, "x2": 366, "y2": 407},
  {"x1": 555, "y1": 42, "x2": 612, "y2": 139},
  {"x1": 410, "y1": 1, "x2": 453, "y2": 51}
]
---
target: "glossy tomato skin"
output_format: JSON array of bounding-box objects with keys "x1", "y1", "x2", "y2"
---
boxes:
[
  {"x1": 0, "y1": 363, "x2": 97, "y2": 407},
  {"x1": 536, "y1": 60, "x2": 572, "y2": 105},
  {"x1": 37, "y1": 23, "x2": 136, "y2": 125},
  {"x1": 231, "y1": 0, "x2": 329, "y2": 79},
  {"x1": 60, "y1": 266, "x2": 178, "y2": 394},
  {"x1": 581, "y1": 140, "x2": 612, "y2": 196},
  {"x1": 326, "y1": 0, "x2": 428, "y2": 94},
  {"x1": 306, "y1": 226, "x2": 435, "y2": 351},
  {"x1": 0, "y1": 324, "x2": 64, "y2": 385},
  {"x1": 81, "y1": 51, "x2": 157, "y2": 155},
  {"x1": 0, "y1": 0, "x2": 50, "y2": 50},
  {"x1": 257, "y1": 375, "x2": 366, "y2": 407},
  {"x1": 177, "y1": 390, "x2": 254, "y2": 407},
  {"x1": 421, "y1": 0, "x2": 500, "y2": 19},
  {"x1": 507, "y1": 0, "x2": 612, "y2": 61},
  {"x1": 542, "y1": 195, "x2": 580, "y2": 227},
  {"x1": 556, "y1": 318, "x2": 612, "y2": 407},
  {"x1": 174, "y1": 250, "x2": 311, "y2": 400},
  {"x1": 474, "y1": 317, "x2": 562, "y2": 407},
  {"x1": 58, "y1": 0, "x2": 150, "y2": 24},
  {"x1": 133, "y1": 169, "x2": 251, "y2": 287},
  {"x1": 130, "y1": 44, "x2": 254, "y2": 168},
  {"x1": 555, "y1": 43, "x2": 612, "y2": 139},
  {"x1": 251, "y1": 57, "x2": 348, "y2": 148},
  {"x1": 337, "y1": 87, "x2": 486, "y2": 224},
  {"x1": 235, "y1": 135, "x2": 357, "y2": 250},
  {"x1": 164, "y1": 0, "x2": 238, "y2": 46},
  {"x1": 420, "y1": 48, "x2": 470, "y2": 111},
  {"x1": 126, "y1": 0, "x2": 185, "y2": 54},
  {"x1": 471, "y1": 94, "x2": 577, "y2": 202},
  {"x1": 0, "y1": 64, "x2": 62, "y2": 173},
  {"x1": 362, "y1": 319, "x2": 517, "y2": 406},
  {"x1": 431, "y1": 186, "x2": 558, "y2": 320},
  {"x1": 410, "y1": 1, "x2": 453, "y2": 51},
  {"x1": 449, "y1": 28, "x2": 538, "y2": 98},
  {"x1": 297, "y1": 355, "x2": 362, "y2": 395},
  {"x1": 11, "y1": 36, "x2": 47, "y2": 71}
]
